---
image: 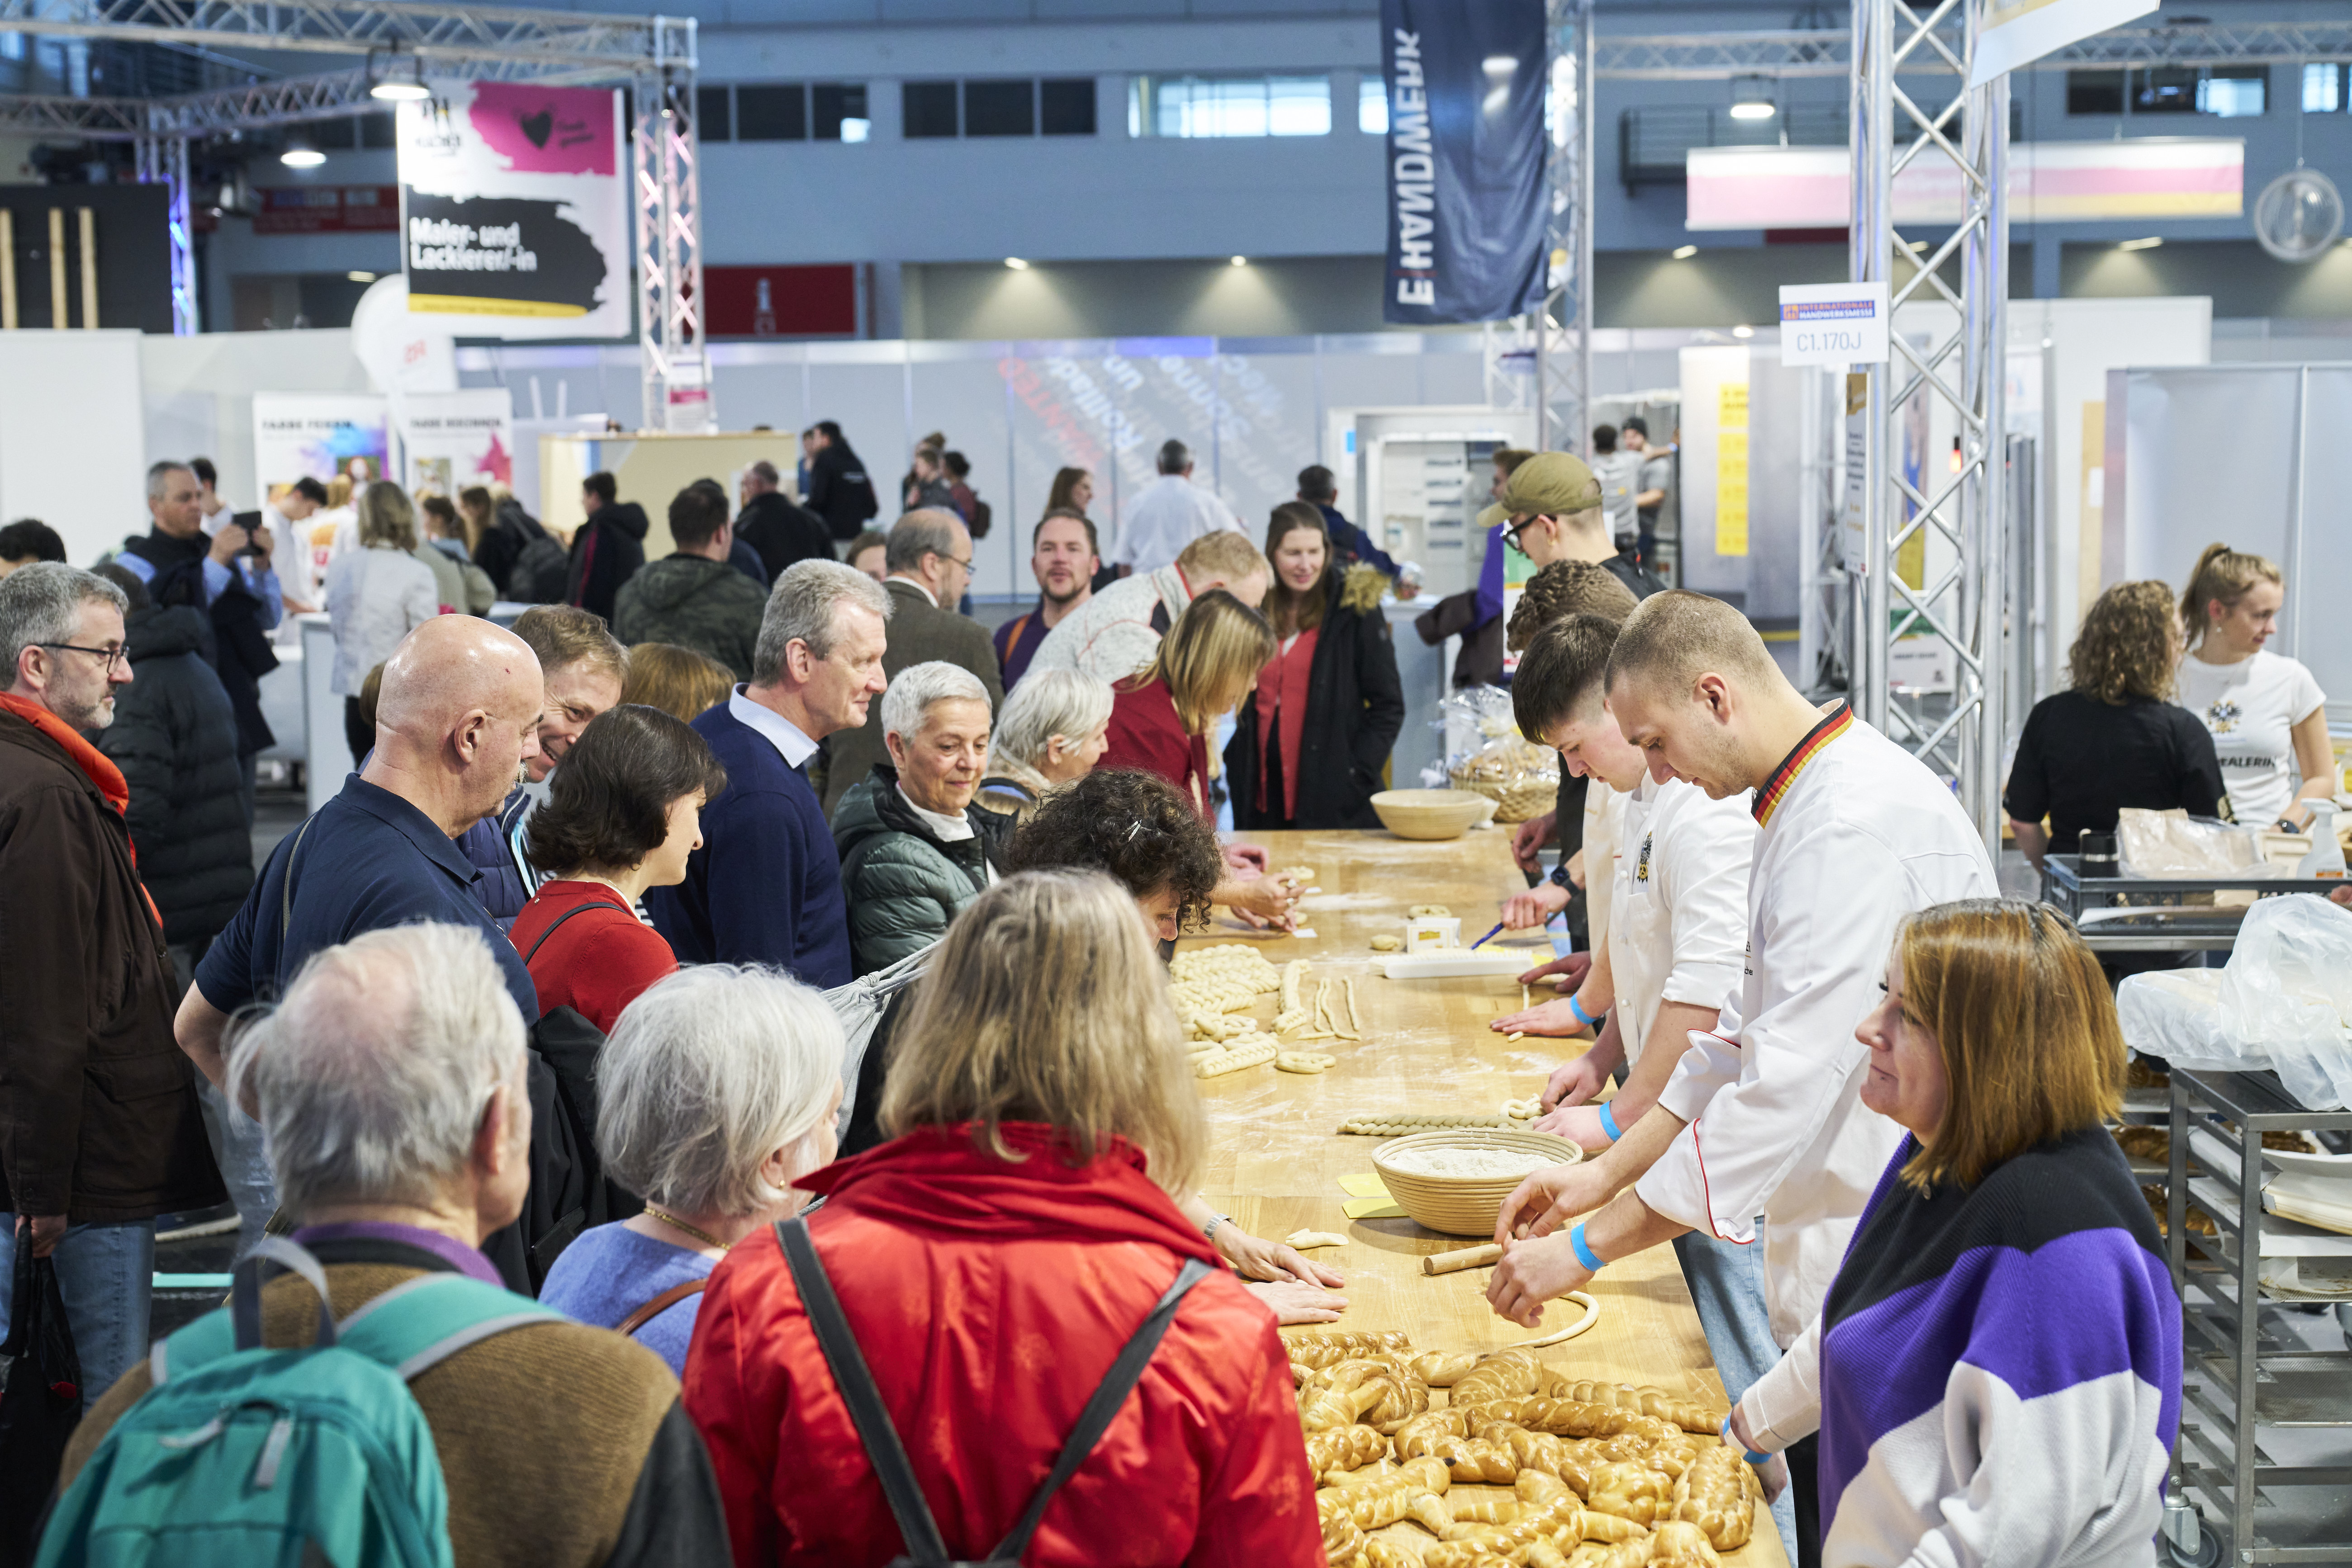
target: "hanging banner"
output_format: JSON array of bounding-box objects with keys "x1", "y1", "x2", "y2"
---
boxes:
[
  {"x1": 1971, "y1": 0, "x2": 2158, "y2": 87},
  {"x1": 252, "y1": 393, "x2": 389, "y2": 493},
  {"x1": 397, "y1": 388, "x2": 515, "y2": 498},
  {"x1": 1380, "y1": 0, "x2": 1548, "y2": 326},
  {"x1": 396, "y1": 81, "x2": 630, "y2": 339}
]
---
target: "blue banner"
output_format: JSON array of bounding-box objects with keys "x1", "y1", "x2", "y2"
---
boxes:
[{"x1": 1381, "y1": 0, "x2": 1550, "y2": 326}]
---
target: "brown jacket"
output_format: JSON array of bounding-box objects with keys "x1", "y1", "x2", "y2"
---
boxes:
[
  {"x1": 61, "y1": 1246, "x2": 729, "y2": 1568},
  {"x1": 0, "y1": 701, "x2": 220, "y2": 1223},
  {"x1": 819, "y1": 577, "x2": 1005, "y2": 818}
]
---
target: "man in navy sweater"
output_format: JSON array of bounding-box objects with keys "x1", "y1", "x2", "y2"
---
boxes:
[{"x1": 646, "y1": 559, "x2": 890, "y2": 990}]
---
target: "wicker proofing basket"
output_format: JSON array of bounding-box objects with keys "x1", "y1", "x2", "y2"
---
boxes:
[{"x1": 1372, "y1": 1128, "x2": 1585, "y2": 1238}]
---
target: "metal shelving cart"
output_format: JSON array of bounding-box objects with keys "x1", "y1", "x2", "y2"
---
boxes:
[
  {"x1": 2163, "y1": 1069, "x2": 2352, "y2": 1566},
  {"x1": 2041, "y1": 854, "x2": 2345, "y2": 956}
]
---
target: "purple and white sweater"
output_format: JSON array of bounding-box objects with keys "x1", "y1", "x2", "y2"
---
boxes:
[{"x1": 1739, "y1": 1126, "x2": 2181, "y2": 1568}]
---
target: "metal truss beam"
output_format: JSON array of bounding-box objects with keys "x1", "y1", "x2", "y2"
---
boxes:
[
  {"x1": 1531, "y1": 0, "x2": 1592, "y2": 455},
  {"x1": 0, "y1": 0, "x2": 684, "y2": 72},
  {"x1": 1851, "y1": 0, "x2": 2006, "y2": 847},
  {"x1": 1598, "y1": 19, "x2": 2352, "y2": 80}
]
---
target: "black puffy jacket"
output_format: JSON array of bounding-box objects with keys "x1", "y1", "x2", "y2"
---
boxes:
[
  {"x1": 1224, "y1": 564, "x2": 1406, "y2": 831},
  {"x1": 95, "y1": 603, "x2": 255, "y2": 947},
  {"x1": 735, "y1": 489, "x2": 834, "y2": 582}
]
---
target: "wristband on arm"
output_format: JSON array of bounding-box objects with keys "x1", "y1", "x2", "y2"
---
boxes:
[
  {"x1": 1567, "y1": 993, "x2": 1600, "y2": 1029},
  {"x1": 1722, "y1": 1415, "x2": 1771, "y2": 1465},
  {"x1": 1569, "y1": 1221, "x2": 1607, "y2": 1274},
  {"x1": 1596, "y1": 1101, "x2": 1623, "y2": 1144}
]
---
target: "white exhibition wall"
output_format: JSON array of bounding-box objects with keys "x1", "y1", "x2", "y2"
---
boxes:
[{"x1": 0, "y1": 331, "x2": 148, "y2": 569}]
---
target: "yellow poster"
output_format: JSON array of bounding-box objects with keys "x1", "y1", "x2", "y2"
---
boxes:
[{"x1": 1716, "y1": 382, "x2": 1750, "y2": 557}]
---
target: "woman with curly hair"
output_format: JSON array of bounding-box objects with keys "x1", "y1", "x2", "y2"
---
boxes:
[{"x1": 2002, "y1": 579, "x2": 2222, "y2": 872}]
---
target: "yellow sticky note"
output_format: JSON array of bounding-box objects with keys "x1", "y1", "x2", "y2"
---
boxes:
[
  {"x1": 1338, "y1": 1173, "x2": 1391, "y2": 1199},
  {"x1": 1342, "y1": 1196, "x2": 1407, "y2": 1220}
]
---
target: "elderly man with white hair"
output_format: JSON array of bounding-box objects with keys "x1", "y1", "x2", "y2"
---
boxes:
[
  {"x1": 539, "y1": 965, "x2": 845, "y2": 1376},
  {"x1": 830, "y1": 658, "x2": 1010, "y2": 979},
  {"x1": 975, "y1": 665, "x2": 1114, "y2": 824},
  {"x1": 57, "y1": 923, "x2": 732, "y2": 1568},
  {"x1": 647, "y1": 558, "x2": 891, "y2": 987}
]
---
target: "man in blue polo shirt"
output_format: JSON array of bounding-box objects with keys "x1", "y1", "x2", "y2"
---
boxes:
[
  {"x1": 175, "y1": 615, "x2": 546, "y2": 1088},
  {"x1": 646, "y1": 558, "x2": 888, "y2": 989}
]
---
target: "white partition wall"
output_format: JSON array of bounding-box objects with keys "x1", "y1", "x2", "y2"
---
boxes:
[{"x1": 0, "y1": 331, "x2": 147, "y2": 568}]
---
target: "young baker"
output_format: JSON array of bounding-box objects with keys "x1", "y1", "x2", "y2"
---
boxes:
[
  {"x1": 1488, "y1": 613, "x2": 1796, "y2": 1555},
  {"x1": 1486, "y1": 591, "x2": 1996, "y2": 1555}
]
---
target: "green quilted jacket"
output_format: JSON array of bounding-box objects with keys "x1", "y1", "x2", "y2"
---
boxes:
[{"x1": 831, "y1": 764, "x2": 1014, "y2": 976}]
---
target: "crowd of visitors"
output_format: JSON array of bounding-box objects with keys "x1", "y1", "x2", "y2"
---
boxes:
[{"x1": 0, "y1": 417, "x2": 2243, "y2": 1568}]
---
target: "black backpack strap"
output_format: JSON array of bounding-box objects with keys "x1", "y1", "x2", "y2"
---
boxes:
[
  {"x1": 986, "y1": 1256, "x2": 1213, "y2": 1563},
  {"x1": 522, "y1": 897, "x2": 636, "y2": 964},
  {"x1": 776, "y1": 1217, "x2": 953, "y2": 1567},
  {"x1": 279, "y1": 813, "x2": 316, "y2": 946}
]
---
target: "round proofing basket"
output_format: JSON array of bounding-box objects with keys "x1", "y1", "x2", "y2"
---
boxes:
[
  {"x1": 1371, "y1": 1128, "x2": 1585, "y2": 1238},
  {"x1": 1370, "y1": 788, "x2": 1490, "y2": 841}
]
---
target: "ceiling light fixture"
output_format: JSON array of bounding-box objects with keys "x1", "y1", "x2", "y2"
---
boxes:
[
  {"x1": 368, "y1": 44, "x2": 429, "y2": 102},
  {"x1": 348, "y1": 270, "x2": 378, "y2": 284},
  {"x1": 2118, "y1": 235, "x2": 2164, "y2": 251},
  {"x1": 1731, "y1": 323, "x2": 1755, "y2": 338},
  {"x1": 1003, "y1": 256, "x2": 1029, "y2": 270},
  {"x1": 1670, "y1": 244, "x2": 1698, "y2": 260},
  {"x1": 1729, "y1": 75, "x2": 1778, "y2": 120},
  {"x1": 1230, "y1": 255, "x2": 1247, "y2": 267},
  {"x1": 279, "y1": 137, "x2": 326, "y2": 168}
]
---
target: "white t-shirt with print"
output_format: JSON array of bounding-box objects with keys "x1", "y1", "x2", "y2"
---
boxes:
[{"x1": 2175, "y1": 648, "x2": 2326, "y2": 825}]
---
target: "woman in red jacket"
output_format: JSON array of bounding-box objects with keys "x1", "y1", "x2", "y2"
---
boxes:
[
  {"x1": 509, "y1": 703, "x2": 727, "y2": 1032},
  {"x1": 683, "y1": 870, "x2": 1322, "y2": 1568},
  {"x1": 1098, "y1": 587, "x2": 1271, "y2": 816}
]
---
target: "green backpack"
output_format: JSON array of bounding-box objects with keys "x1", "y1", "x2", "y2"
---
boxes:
[{"x1": 36, "y1": 1237, "x2": 565, "y2": 1568}]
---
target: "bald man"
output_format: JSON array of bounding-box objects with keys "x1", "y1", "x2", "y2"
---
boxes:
[{"x1": 178, "y1": 616, "x2": 547, "y2": 1091}]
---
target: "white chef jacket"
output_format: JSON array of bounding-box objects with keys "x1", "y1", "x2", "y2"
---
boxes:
[
  {"x1": 1582, "y1": 779, "x2": 1625, "y2": 951},
  {"x1": 1110, "y1": 474, "x2": 1242, "y2": 573},
  {"x1": 1610, "y1": 775, "x2": 1755, "y2": 1069},
  {"x1": 1636, "y1": 705, "x2": 1996, "y2": 1346}
]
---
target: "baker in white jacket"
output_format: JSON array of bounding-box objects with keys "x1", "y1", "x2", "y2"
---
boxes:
[{"x1": 1487, "y1": 590, "x2": 1996, "y2": 1556}]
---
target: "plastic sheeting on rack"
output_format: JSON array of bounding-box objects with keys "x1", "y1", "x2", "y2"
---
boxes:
[{"x1": 2117, "y1": 894, "x2": 2352, "y2": 1111}]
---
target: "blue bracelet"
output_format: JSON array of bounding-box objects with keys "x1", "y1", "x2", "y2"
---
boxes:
[
  {"x1": 1597, "y1": 1101, "x2": 1623, "y2": 1143},
  {"x1": 1722, "y1": 1416, "x2": 1771, "y2": 1465},
  {"x1": 1569, "y1": 1221, "x2": 1606, "y2": 1273},
  {"x1": 1567, "y1": 993, "x2": 1599, "y2": 1028}
]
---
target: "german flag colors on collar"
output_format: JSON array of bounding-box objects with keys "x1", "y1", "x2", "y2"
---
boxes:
[{"x1": 1753, "y1": 702, "x2": 1853, "y2": 828}]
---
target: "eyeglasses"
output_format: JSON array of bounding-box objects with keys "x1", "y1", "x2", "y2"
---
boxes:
[
  {"x1": 1502, "y1": 514, "x2": 1547, "y2": 550},
  {"x1": 38, "y1": 642, "x2": 128, "y2": 672},
  {"x1": 944, "y1": 555, "x2": 973, "y2": 571}
]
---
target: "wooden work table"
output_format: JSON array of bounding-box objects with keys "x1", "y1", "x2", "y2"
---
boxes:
[{"x1": 1184, "y1": 826, "x2": 1791, "y2": 1568}]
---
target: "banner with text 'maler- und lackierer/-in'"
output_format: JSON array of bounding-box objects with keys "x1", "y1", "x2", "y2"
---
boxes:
[
  {"x1": 1380, "y1": 0, "x2": 1548, "y2": 327},
  {"x1": 397, "y1": 81, "x2": 630, "y2": 340}
]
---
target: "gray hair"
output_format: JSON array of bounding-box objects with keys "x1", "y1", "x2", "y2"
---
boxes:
[
  {"x1": 884, "y1": 509, "x2": 963, "y2": 575},
  {"x1": 1157, "y1": 439, "x2": 1190, "y2": 476},
  {"x1": 752, "y1": 558, "x2": 892, "y2": 685},
  {"x1": 0, "y1": 562, "x2": 127, "y2": 691},
  {"x1": 597, "y1": 965, "x2": 844, "y2": 1217},
  {"x1": 880, "y1": 659, "x2": 988, "y2": 742},
  {"x1": 146, "y1": 460, "x2": 193, "y2": 502},
  {"x1": 990, "y1": 668, "x2": 1112, "y2": 772},
  {"x1": 226, "y1": 924, "x2": 527, "y2": 1219}
]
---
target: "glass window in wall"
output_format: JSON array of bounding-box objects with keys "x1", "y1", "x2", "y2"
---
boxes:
[
  {"x1": 1041, "y1": 77, "x2": 1097, "y2": 136},
  {"x1": 2196, "y1": 66, "x2": 2267, "y2": 117},
  {"x1": 904, "y1": 80, "x2": 958, "y2": 138},
  {"x1": 965, "y1": 79, "x2": 1035, "y2": 137},
  {"x1": 737, "y1": 84, "x2": 807, "y2": 141},
  {"x1": 696, "y1": 85, "x2": 733, "y2": 141},
  {"x1": 2305, "y1": 62, "x2": 2345, "y2": 113},
  {"x1": 816, "y1": 82, "x2": 869, "y2": 141},
  {"x1": 1360, "y1": 75, "x2": 1389, "y2": 134},
  {"x1": 1129, "y1": 74, "x2": 1333, "y2": 137}
]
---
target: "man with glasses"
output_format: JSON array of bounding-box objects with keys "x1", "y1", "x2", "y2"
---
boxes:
[
  {"x1": 0, "y1": 563, "x2": 225, "y2": 1409},
  {"x1": 819, "y1": 508, "x2": 1003, "y2": 818}
]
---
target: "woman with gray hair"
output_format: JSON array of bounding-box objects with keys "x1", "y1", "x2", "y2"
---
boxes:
[
  {"x1": 975, "y1": 665, "x2": 1112, "y2": 824},
  {"x1": 538, "y1": 964, "x2": 843, "y2": 1374},
  {"x1": 830, "y1": 658, "x2": 1012, "y2": 977},
  {"x1": 324, "y1": 479, "x2": 438, "y2": 759}
]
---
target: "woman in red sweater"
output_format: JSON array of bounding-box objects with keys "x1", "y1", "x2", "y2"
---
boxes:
[
  {"x1": 509, "y1": 703, "x2": 729, "y2": 1032},
  {"x1": 683, "y1": 870, "x2": 1323, "y2": 1568}
]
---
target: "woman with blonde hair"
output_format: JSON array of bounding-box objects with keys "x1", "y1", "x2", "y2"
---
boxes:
[
  {"x1": 975, "y1": 666, "x2": 1114, "y2": 823},
  {"x1": 1098, "y1": 587, "x2": 1274, "y2": 817},
  {"x1": 2175, "y1": 543, "x2": 2332, "y2": 833},
  {"x1": 621, "y1": 641, "x2": 736, "y2": 722},
  {"x1": 323, "y1": 479, "x2": 438, "y2": 758},
  {"x1": 2003, "y1": 578, "x2": 2222, "y2": 871},
  {"x1": 683, "y1": 871, "x2": 1323, "y2": 1568},
  {"x1": 1727, "y1": 900, "x2": 2178, "y2": 1568}
]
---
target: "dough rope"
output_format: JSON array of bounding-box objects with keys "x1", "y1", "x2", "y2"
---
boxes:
[{"x1": 1337, "y1": 1109, "x2": 1541, "y2": 1135}]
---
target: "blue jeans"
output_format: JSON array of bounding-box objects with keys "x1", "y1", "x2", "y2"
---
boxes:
[
  {"x1": 1674, "y1": 1225, "x2": 1799, "y2": 1565},
  {"x1": 0, "y1": 1217, "x2": 155, "y2": 1409},
  {"x1": 196, "y1": 1078, "x2": 277, "y2": 1262}
]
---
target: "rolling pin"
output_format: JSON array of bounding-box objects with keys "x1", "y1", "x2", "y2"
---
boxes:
[{"x1": 1422, "y1": 1242, "x2": 1503, "y2": 1275}]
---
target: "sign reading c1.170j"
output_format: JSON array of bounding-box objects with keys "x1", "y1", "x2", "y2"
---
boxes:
[
  {"x1": 1777, "y1": 281, "x2": 1891, "y2": 369},
  {"x1": 396, "y1": 81, "x2": 630, "y2": 341}
]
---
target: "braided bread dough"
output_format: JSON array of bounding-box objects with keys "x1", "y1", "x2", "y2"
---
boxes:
[
  {"x1": 1284, "y1": 1328, "x2": 1410, "y2": 1368},
  {"x1": 1337, "y1": 1111, "x2": 1538, "y2": 1135},
  {"x1": 1278, "y1": 1050, "x2": 1337, "y2": 1074},
  {"x1": 1551, "y1": 1379, "x2": 1723, "y2": 1435},
  {"x1": 1670, "y1": 1444, "x2": 1757, "y2": 1550},
  {"x1": 1169, "y1": 943, "x2": 1282, "y2": 990},
  {"x1": 1193, "y1": 1037, "x2": 1278, "y2": 1078}
]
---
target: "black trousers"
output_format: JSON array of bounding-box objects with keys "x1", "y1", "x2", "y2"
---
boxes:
[{"x1": 1786, "y1": 1433, "x2": 1821, "y2": 1567}]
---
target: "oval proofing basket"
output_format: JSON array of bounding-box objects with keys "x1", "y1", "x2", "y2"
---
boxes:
[{"x1": 1372, "y1": 1128, "x2": 1585, "y2": 1238}]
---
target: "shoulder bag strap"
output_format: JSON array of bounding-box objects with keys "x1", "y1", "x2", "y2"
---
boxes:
[
  {"x1": 986, "y1": 1257, "x2": 1214, "y2": 1563},
  {"x1": 616, "y1": 1277, "x2": 707, "y2": 1337},
  {"x1": 279, "y1": 813, "x2": 317, "y2": 945},
  {"x1": 522, "y1": 896, "x2": 636, "y2": 964},
  {"x1": 776, "y1": 1217, "x2": 953, "y2": 1567}
]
